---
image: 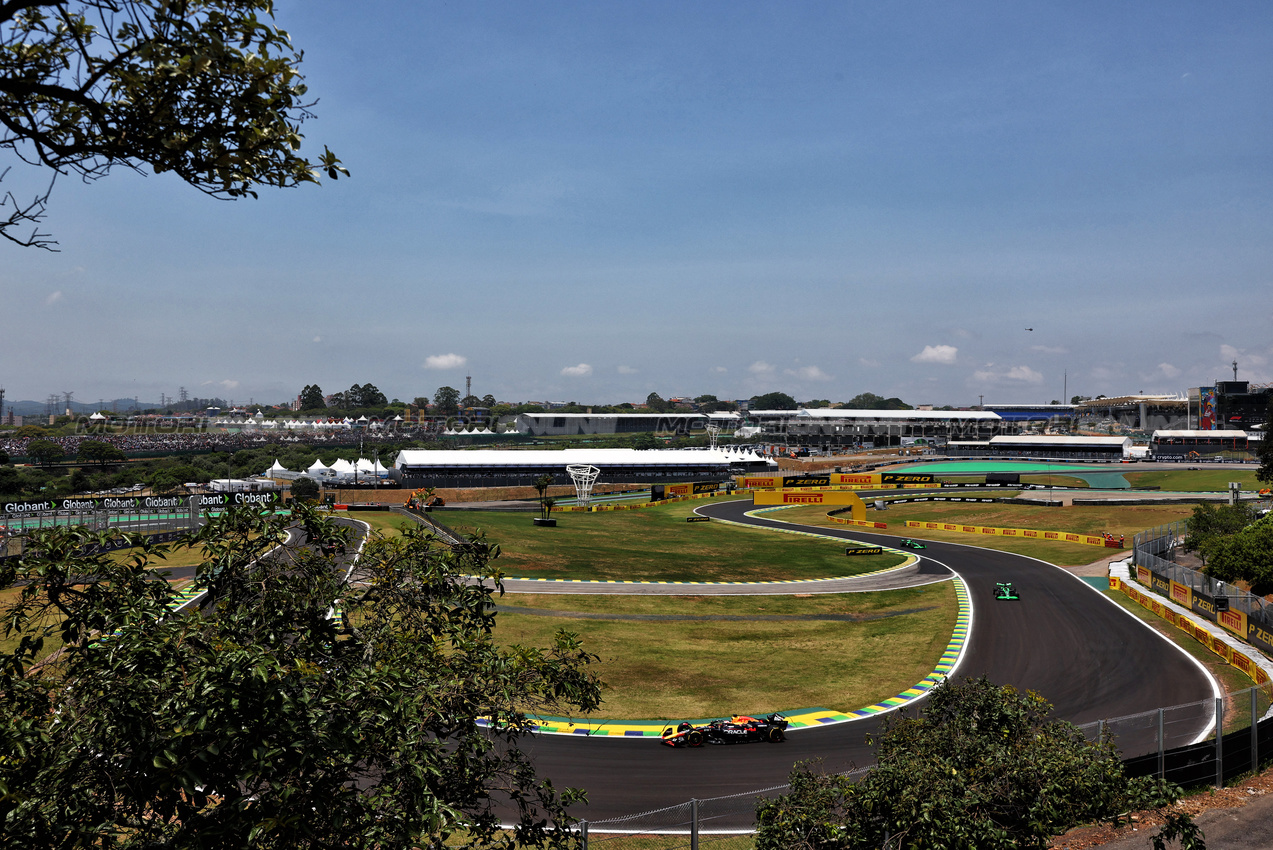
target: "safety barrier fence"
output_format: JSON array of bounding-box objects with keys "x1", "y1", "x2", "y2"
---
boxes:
[
  {"x1": 574, "y1": 692, "x2": 1273, "y2": 848},
  {"x1": 1133, "y1": 522, "x2": 1273, "y2": 641},
  {"x1": 0, "y1": 507, "x2": 201, "y2": 561}
]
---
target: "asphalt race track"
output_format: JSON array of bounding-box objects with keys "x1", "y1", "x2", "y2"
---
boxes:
[{"x1": 517, "y1": 498, "x2": 1218, "y2": 823}]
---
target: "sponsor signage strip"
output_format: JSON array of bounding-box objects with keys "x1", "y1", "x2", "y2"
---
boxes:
[
  {"x1": 903, "y1": 520, "x2": 1111, "y2": 548},
  {"x1": 1116, "y1": 578, "x2": 1272, "y2": 685},
  {"x1": 4, "y1": 492, "x2": 279, "y2": 517}
]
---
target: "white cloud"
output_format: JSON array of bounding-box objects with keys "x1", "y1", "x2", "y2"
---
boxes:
[
  {"x1": 45, "y1": 290, "x2": 63, "y2": 306},
  {"x1": 201, "y1": 379, "x2": 240, "y2": 390},
  {"x1": 422, "y1": 353, "x2": 467, "y2": 370},
  {"x1": 785, "y1": 365, "x2": 832, "y2": 381},
  {"x1": 1221, "y1": 344, "x2": 1268, "y2": 370},
  {"x1": 561, "y1": 363, "x2": 593, "y2": 377},
  {"x1": 1157, "y1": 362, "x2": 1181, "y2": 379},
  {"x1": 858, "y1": 357, "x2": 881, "y2": 368},
  {"x1": 617, "y1": 365, "x2": 638, "y2": 374},
  {"x1": 911, "y1": 345, "x2": 958, "y2": 365},
  {"x1": 971, "y1": 365, "x2": 1043, "y2": 384},
  {"x1": 312, "y1": 335, "x2": 322, "y2": 343},
  {"x1": 748, "y1": 360, "x2": 775, "y2": 375},
  {"x1": 712, "y1": 366, "x2": 727, "y2": 373},
  {"x1": 1031, "y1": 345, "x2": 1068, "y2": 355}
]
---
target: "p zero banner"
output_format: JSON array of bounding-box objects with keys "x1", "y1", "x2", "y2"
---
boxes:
[
  {"x1": 783, "y1": 475, "x2": 832, "y2": 488},
  {"x1": 664, "y1": 482, "x2": 721, "y2": 497},
  {"x1": 1117, "y1": 578, "x2": 1271, "y2": 684},
  {"x1": 881, "y1": 473, "x2": 935, "y2": 485},
  {"x1": 844, "y1": 546, "x2": 880, "y2": 556}
]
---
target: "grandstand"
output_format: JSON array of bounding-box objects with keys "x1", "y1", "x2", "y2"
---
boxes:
[
  {"x1": 946, "y1": 435, "x2": 1132, "y2": 460},
  {"x1": 512, "y1": 412, "x2": 742, "y2": 436},
  {"x1": 391, "y1": 448, "x2": 775, "y2": 488},
  {"x1": 743, "y1": 408, "x2": 1004, "y2": 448},
  {"x1": 1150, "y1": 430, "x2": 1250, "y2": 456}
]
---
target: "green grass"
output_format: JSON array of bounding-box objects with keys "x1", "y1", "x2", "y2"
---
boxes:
[
  {"x1": 1124, "y1": 469, "x2": 1264, "y2": 492},
  {"x1": 349, "y1": 512, "x2": 421, "y2": 538},
  {"x1": 776, "y1": 502, "x2": 1195, "y2": 566},
  {"x1": 439, "y1": 501, "x2": 907, "y2": 582},
  {"x1": 495, "y1": 582, "x2": 957, "y2": 719}
]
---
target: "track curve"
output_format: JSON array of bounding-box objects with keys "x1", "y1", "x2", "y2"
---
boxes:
[{"x1": 517, "y1": 498, "x2": 1217, "y2": 821}]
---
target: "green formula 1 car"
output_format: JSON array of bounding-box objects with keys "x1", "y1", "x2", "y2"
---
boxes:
[
  {"x1": 994, "y1": 582, "x2": 1020, "y2": 601},
  {"x1": 899, "y1": 539, "x2": 926, "y2": 549}
]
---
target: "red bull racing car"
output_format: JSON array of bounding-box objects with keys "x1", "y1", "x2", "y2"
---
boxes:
[{"x1": 660, "y1": 713, "x2": 789, "y2": 747}]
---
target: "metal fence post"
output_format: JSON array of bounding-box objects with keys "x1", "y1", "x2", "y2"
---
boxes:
[
  {"x1": 1216, "y1": 697, "x2": 1224, "y2": 788},
  {"x1": 578, "y1": 819, "x2": 587, "y2": 850},
  {"x1": 1158, "y1": 708, "x2": 1165, "y2": 779},
  {"x1": 690, "y1": 798, "x2": 699, "y2": 850},
  {"x1": 1253, "y1": 688, "x2": 1260, "y2": 774}
]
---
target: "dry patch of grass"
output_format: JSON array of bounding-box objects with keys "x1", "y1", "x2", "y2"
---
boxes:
[{"x1": 493, "y1": 583, "x2": 957, "y2": 719}]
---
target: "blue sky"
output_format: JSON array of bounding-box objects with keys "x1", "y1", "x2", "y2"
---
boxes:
[{"x1": 4, "y1": 1, "x2": 1272, "y2": 408}]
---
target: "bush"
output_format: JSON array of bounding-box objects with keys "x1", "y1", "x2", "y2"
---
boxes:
[{"x1": 755, "y1": 677, "x2": 1198, "y2": 850}]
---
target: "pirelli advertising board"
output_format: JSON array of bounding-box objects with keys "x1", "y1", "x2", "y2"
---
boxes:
[
  {"x1": 736, "y1": 472, "x2": 931, "y2": 489},
  {"x1": 1138, "y1": 565, "x2": 1273, "y2": 658},
  {"x1": 752, "y1": 489, "x2": 867, "y2": 521}
]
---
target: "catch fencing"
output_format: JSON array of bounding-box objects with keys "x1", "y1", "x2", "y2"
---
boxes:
[{"x1": 1133, "y1": 521, "x2": 1273, "y2": 636}]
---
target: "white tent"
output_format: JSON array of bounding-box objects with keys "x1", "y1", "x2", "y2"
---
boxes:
[
  {"x1": 328, "y1": 458, "x2": 356, "y2": 474},
  {"x1": 306, "y1": 459, "x2": 331, "y2": 475},
  {"x1": 265, "y1": 459, "x2": 290, "y2": 475},
  {"x1": 355, "y1": 458, "x2": 376, "y2": 474},
  {"x1": 372, "y1": 459, "x2": 391, "y2": 476}
]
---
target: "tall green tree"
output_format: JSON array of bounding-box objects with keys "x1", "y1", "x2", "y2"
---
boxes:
[
  {"x1": 1, "y1": 0, "x2": 346, "y2": 249},
  {"x1": 24, "y1": 438, "x2": 63, "y2": 466},
  {"x1": 750, "y1": 392, "x2": 797, "y2": 410},
  {"x1": 298, "y1": 384, "x2": 326, "y2": 410},
  {"x1": 434, "y1": 386, "x2": 461, "y2": 416},
  {"x1": 645, "y1": 392, "x2": 670, "y2": 413},
  {"x1": 76, "y1": 439, "x2": 126, "y2": 466},
  {"x1": 0, "y1": 505, "x2": 601, "y2": 848},
  {"x1": 754, "y1": 677, "x2": 1198, "y2": 850},
  {"x1": 1258, "y1": 396, "x2": 1273, "y2": 484}
]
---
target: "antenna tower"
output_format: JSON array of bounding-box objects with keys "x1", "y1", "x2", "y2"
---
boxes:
[{"x1": 466, "y1": 375, "x2": 472, "y2": 399}]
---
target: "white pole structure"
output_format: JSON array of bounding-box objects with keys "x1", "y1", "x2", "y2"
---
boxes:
[
  {"x1": 566, "y1": 464, "x2": 601, "y2": 508},
  {"x1": 705, "y1": 423, "x2": 721, "y2": 450}
]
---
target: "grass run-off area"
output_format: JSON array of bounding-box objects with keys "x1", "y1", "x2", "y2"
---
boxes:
[
  {"x1": 435, "y1": 501, "x2": 907, "y2": 582},
  {"x1": 1123, "y1": 468, "x2": 1266, "y2": 492},
  {"x1": 772, "y1": 502, "x2": 1196, "y2": 566},
  {"x1": 493, "y1": 583, "x2": 956, "y2": 719}
]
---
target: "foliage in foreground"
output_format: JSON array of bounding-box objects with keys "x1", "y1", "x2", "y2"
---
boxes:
[
  {"x1": 0, "y1": 504, "x2": 601, "y2": 848},
  {"x1": 754, "y1": 677, "x2": 1200, "y2": 850}
]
